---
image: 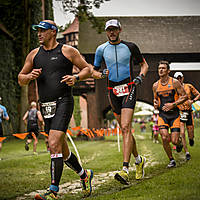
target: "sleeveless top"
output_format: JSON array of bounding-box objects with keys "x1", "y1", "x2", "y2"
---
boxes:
[
  {"x1": 33, "y1": 43, "x2": 73, "y2": 102},
  {"x1": 28, "y1": 108, "x2": 38, "y2": 126},
  {"x1": 156, "y1": 77, "x2": 179, "y2": 118}
]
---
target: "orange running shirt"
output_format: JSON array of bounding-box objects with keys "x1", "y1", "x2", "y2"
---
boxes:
[
  {"x1": 156, "y1": 77, "x2": 179, "y2": 119},
  {"x1": 178, "y1": 83, "x2": 199, "y2": 111}
]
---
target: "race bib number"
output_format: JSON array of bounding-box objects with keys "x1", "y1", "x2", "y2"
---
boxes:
[
  {"x1": 40, "y1": 101, "x2": 56, "y2": 119},
  {"x1": 113, "y1": 84, "x2": 129, "y2": 97},
  {"x1": 180, "y1": 111, "x2": 189, "y2": 121}
]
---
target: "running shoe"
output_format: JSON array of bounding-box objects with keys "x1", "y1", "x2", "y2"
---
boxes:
[
  {"x1": 186, "y1": 153, "x2": 191, "y2": 161},
  {"x1": 34, "y1": 190, "x2": 58, "y2": 200},
  {"x1": 114, "y1": 170, "x2": 129, "y2": 185},
  {"x1": 189, "y1": 139, "x2": 194, "y2": 146},
  {"x1": 33, "y1": 152, "x2": 38, "y2": 155},
  {"x1": 135, "y1": 156, "x2": 146, "y2": 180},
  {"x1": 176, "y1": 137, "x2": 183, "y2": 153},
  {"x1": 81, "y1": 169, "x2": 93, "y2": 197},
  {"x1": 25, "y1": 142, "x2": 29, "y2": 151},
  {"x1": 167, "y1": 160, "x2": 176, "y2": 168}
]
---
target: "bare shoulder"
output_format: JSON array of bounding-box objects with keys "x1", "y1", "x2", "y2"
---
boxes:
[
  {"x1": 27, "y1": 47, "x2": 40, "y2": 61},
  {"x1": 152, "y1": 80, "x2": 159, "y2": 90},
  {"x1": 62, "y1": 44, "x2": 79, "y2": 55},
  {"x1": 62, "y1": 44, "x2": 80, "y2": 61},
  {"x1": 172, "y1": 78, "x2": 181, "y2": 88}
]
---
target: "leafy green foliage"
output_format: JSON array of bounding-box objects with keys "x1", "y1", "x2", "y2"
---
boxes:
[
  {"x1": 61, "y1": 0, "x2": 110, "y2": 33},
  {"x1": 0, "y1": 0, "x2": 54, "y2": 135}
]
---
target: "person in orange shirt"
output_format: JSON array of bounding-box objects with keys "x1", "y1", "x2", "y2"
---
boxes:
[
  {"x1": 152, "y1": 61, "x2": 188, "y2": 168},
  {"x1": 174, "y1": 72, "x2": 200, "y2": 160}
]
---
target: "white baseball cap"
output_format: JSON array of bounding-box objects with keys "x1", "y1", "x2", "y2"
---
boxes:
[
  {"x1": 105, "y1": 19, "x2": 121, "y2": 30},
  {"x1": 174, "y1": 72, "x2": 183, "y2": 78}
]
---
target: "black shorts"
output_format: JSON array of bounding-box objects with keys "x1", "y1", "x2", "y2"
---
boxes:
[
  {"x1": 158, "y1": 111, "x2": 180, "y2": 132},
  {"x1": 0, "y1": 123, "x2": 3, "y2": 137},
  {"x1": 27, "y1": 124, "x2": 39, "y2": 139},
  {"x1": 44, "y1": 96, "x2": 74, "y2": 134},
  {"x1": 108, "y1": 84, "x2": 137, "y2": 115},
  {"x1": 180, "y1": 110, "x2": 193, "y2": 126}
]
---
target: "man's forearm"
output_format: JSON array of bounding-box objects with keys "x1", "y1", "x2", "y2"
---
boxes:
[
  {"x1": 174, "y1": 95, "x2": 188, "y2": 107},
  {"x1": 18, "y1": 74, "x2": 31, "y2": 86},
  {"x1": 139, "y1": 60, "x2": 149, "y2": 77},
  {"x1": 76, "y1": 66, "x2": 91, "y2": 81}
]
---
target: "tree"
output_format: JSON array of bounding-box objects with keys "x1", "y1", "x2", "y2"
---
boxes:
[{"x1": 61, "y1": 0, "x2": 111, "y2": 33}]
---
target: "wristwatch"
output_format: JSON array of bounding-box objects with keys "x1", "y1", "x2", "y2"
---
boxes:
[{"x1": 74, "y1": 74, "x2": 80, "y2": 81}]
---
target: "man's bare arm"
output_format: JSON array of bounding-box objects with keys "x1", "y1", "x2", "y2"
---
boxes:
[
  {"x1": 18, "y1": 49, "x2": 42, "y2": 86},
  {"x1": 152, "y1": 82, "x2": 159, "y2": 109},
  {"x1": 173, "y1": 78, "x2": 188, "y2": 106},
  {"x1": 162, "y1": 78, "x2": 188, "y2": 112},
  {"x1": 139, "y1": 59, "x2": 149, "y2": 77},
  {"x1": 61, "y1": 46, "x2": 91, "y2": 86}
]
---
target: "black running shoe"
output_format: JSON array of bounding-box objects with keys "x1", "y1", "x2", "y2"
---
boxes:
[
  {"x1": 25, "y1": 142, "x2": 29, "y2": 151},
  {"x1": 189, "y1": 139, "x2": 194, "y2": 146},
  {"x1": 167, "y1": 160, "x2": 176, "y2": 168},
  {"x1": 186, "y1": 153, "x2": 191, "y2": 161}
]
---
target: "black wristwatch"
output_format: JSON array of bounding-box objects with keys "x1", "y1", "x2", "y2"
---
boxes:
[{"x1": 74, "y1": 74, "x2": 80, "y2": 81}]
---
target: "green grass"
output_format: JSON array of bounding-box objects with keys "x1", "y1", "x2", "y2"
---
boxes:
[{"x1": 0, "y1": 121, "x2": 200, "y2": 200}]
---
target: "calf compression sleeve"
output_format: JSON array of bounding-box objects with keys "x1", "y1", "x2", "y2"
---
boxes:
[
  {"x1": 50, "y1": 154, "x2": 63, "y2": 191},
  {"x1": 64, "y1": 152, "x2": 86, "y2": 178}
]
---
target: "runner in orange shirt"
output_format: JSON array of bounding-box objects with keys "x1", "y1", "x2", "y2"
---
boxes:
[
  {"x1": 152, "y1": 61, "x2": 188, "y2": 168},
  {"x1": 174, "y1": 72, "x2": 200, "y2": 160}
]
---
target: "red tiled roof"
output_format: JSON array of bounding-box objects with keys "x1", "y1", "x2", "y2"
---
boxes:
[{"x1": 62, "y1": 17, "x2": 79, "y2": 35}]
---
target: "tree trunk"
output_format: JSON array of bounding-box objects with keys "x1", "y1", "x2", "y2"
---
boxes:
[{"x1": 19, "y1": 0, "x2": 31, "y2": 132}]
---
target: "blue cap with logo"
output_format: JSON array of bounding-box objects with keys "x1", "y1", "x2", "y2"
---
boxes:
[{"x1": 32, "y1": 21, "x2": 58, "y2": 32}]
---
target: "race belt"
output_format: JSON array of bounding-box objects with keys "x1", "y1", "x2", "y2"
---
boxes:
[
  {"x1": 180, "y1": 111, "x2": 189, "y2": 121},
  {"x1": 40, "y1": 101, "x2": 56, "y2": 119},
  {"x1": 109, "y1": 84, "x2": 129, "y2": 97}
]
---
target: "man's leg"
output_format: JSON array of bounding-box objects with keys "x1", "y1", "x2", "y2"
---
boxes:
[
  {"x1": 115, "y1": 108, "x2": 145, "y2": 183},
  {"x1": 35, "y1": 130, "x2": 64, "y2": 200},
  {"x1": 62, "y1": 137, "x2": 93, "y2": 197},
  {"x1": 25, "y1": 135, "x2": 32, "y2": 151},
  {"x1": 179, "y1": 122, "x2": 190, "y2": 160},
  {"x1": 63, "y1": 137, "x2": 85, "y2": 176},
  {"x1": 114, "y1": 112, "x2": 130, "y2": 184},
  {"x1": 121, "y1": 108, "x2": 134, "y2": 164},
  {"x1": 32, "y1": 133, "x2": 38, "y2": 154},
  {"x1": 187, "y1": 125, "x2": 194, "y2": 146},
  {"x1": 160, "y1": 128, "x2": 176, "y2": 168},
  {"x1": 48, "y1": 130, "x2": 64, "y2": 194}
]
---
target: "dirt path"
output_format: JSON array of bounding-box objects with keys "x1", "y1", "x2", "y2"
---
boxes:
[{"x1": 16, "y1": 149, "x2": 158, "y2": 200}]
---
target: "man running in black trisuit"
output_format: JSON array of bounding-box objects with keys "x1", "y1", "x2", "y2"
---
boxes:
[{"x1": 18, "y1": 20, "x2": 93, "y2": 200}]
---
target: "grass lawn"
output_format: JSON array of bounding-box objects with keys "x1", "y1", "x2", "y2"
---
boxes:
[{"x1": 0, "y1": 120, "x2": 200, "y2": 200}]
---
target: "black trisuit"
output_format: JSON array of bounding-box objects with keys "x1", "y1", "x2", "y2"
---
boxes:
[{"x1": 33, "y1": 43, "x2": 74, "y2": 134}]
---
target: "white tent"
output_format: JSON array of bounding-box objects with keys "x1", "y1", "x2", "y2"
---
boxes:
[{"x1": 134, "y1": 110, "x2": 153, "y2": 116}]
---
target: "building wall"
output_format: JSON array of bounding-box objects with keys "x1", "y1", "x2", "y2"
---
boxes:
[
  {"x1": 79, "y1": 16, "x2": 200, "y2": 54},
  {"x1": 78, "y1": 16, "x2": 200, "y2": 129}
]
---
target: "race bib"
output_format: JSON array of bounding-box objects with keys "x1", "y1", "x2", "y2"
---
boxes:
[
  {"x1": 180, "y1": 111, "x2": 189, "y2": 121},
  {"x1": 113, "y1": 84, "x2": 129, "y2": 97},
  {"x1": 40, "y1": 101, "x2": 57, "y2": 119}
]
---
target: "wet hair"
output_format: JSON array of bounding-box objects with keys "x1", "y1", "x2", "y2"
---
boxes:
[{"x1": 158, "y1": 60, "x2": 170, "y2": 70}]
